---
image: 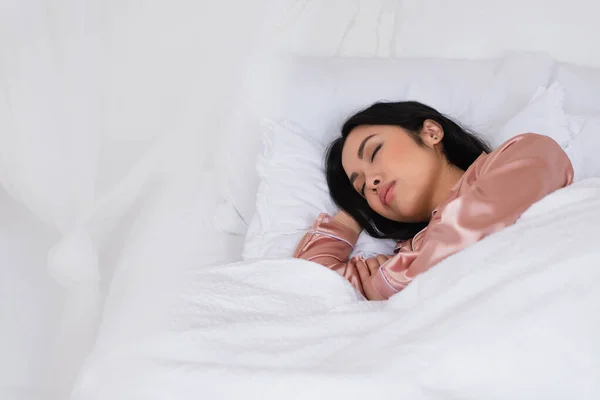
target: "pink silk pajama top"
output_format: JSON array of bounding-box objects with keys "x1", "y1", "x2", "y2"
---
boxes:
[{"x1": 293, "y1": 133, "x2": 574, "y2": 300}]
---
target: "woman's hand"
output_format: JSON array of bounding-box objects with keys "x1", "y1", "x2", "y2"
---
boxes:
[
  {"x1": 355, "y1": 254, "x2": 392, "y2": 301},
  {"x1": 333, "y1": 211, "x2": 362, "y2": 235}
]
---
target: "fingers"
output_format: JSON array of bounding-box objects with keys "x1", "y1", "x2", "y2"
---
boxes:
[
  {"x1": 355, "y1": 259, "x2": 370, "y2": 281},
  {"x1": 365, "y1": 258, "x2": 380, "y2": 275},
  {"x1": 375, "y1": 254, "x2": 390, "y2": 265},
  {"x1": 356, "y1": 254, "x2": 392, "y2": 280}
]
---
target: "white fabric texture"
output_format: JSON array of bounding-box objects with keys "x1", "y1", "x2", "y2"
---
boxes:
[
  {"x1": 73, "y1": 178, "x2": 600, "y2": 400},
  {"x1": 0, "y1": 0, "x2": 275, "y2": 398},
  {"x1": 0, "y1": 188, "x2": 61, "y2": 400},
  {"x1": 564, "y1": 116, "x2": 600, "y2": 182},
  {"x1": 553, "y1": 62, "x2": 600, "y2": 116},
  {"x1": 491, "y1": 82, "x2": 579, "y2": 148},
  {"x1": 0, "y1": 4, "x2": 107, "y2": 396},
  {"x1": 241, "y1": 82, "x2": 580, "y2": 261},
  {"x1": 260, "y1": 53, "x2": 555, "y2": 141}
]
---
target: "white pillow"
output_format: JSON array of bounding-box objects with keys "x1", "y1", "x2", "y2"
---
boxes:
[
  {"x1": 563, "y1": 115, "x2": 600, "y2": 182},
  {"x1": 259, "y1": 53, "x2": 556, "y2": 141},
  {"x1": 242, "y1": 83, "x2": 578, "y2": 261},
  {"x1": 490, "y1": 82, "x2": 578, "y2": 148},
  {"x1": 242, "y1": 118, "x2": 396, "y2": 260},
  {"x1": 553, "y1": 62, "x2": 600, "y2": 116}
]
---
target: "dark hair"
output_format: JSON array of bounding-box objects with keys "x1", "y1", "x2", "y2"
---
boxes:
[{"x1": 325, "y1": 101, "x2": 491, "y2": 241}]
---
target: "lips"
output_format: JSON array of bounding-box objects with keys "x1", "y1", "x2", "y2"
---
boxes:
[{"x1": 378, "y1": 181, "x2": 395, "y2": 206}]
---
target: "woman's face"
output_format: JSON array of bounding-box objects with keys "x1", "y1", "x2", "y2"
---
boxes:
[{"x1": 341, "y1": 121, "x2": 445, "y2": 222}]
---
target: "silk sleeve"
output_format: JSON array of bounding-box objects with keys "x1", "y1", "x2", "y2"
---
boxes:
[
  {"x1": 371, "y1": 133, "x2": 574, "y2": 299},
  {"x1": 293, "y1": 213, "x2": 364, "y2": 294}
]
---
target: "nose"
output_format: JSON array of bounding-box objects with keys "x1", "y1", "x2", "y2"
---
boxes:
[{"x1": 365, "y1": 174, "x2": 381, "y2": 192}]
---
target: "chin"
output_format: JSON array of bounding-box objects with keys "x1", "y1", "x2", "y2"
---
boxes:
[
  {"x1": 389, "y1": 206, "x2": 425, "y2": 223},
  {"x1": 387, "y1": 212, "x2": 414, "y2": 223}
]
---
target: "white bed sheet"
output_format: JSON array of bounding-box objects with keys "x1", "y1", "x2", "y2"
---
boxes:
[{"x1": 73, "y1": 179, "x2": 600, "y2": 399}]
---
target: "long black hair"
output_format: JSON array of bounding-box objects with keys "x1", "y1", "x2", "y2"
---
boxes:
[{"x1": 325, "y1": 101, "x2": 491, "y2": 241}]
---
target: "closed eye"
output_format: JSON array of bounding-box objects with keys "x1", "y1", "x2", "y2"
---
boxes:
[
  {"x1": 371, "y1": 143, "x2": 382, "y2": 162},
  {"x1": 356, "y1": 143, "x2": 382, "y2": 197}
]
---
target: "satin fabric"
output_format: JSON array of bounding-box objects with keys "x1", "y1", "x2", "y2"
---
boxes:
[{"x1": 294, "y1": 133, "x2": 574, "y2": 299}]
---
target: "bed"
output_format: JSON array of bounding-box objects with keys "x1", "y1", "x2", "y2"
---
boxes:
[{"x1": 2, "y1": 1, "x2": 600, "y2": 399}]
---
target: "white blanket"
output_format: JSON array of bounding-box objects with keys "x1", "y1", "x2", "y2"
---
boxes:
[{"x1": 73, "y1": 179, "x2": 600, "y2": 400}]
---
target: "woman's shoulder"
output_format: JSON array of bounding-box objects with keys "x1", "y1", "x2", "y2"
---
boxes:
[
  {"x1": 479, "y1": 133, "x2": 565, "y2": 174},
  {"x1": 495, "y1": 133, "x2": 559, "y2": 154}
]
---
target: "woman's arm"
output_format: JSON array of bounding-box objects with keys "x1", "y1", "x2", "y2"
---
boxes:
[
  {"x1": 368, "y1": 133, "x2": 574, "y2": 300},
  {"x1": 293, "y1": 212, "x2": 367, "y2": 293}
]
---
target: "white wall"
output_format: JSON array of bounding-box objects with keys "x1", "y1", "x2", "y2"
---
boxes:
[{"x1": 267, "y1": 0, "x2": 600, "y2": 67}]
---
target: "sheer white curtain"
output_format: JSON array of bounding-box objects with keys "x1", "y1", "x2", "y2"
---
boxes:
[{"x1": 0, "y1": 0, "x2": 277, "y2": 398}]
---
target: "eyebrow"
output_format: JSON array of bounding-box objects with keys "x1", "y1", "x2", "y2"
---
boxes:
[{"x1": 358, "y1": 134, "x2": 376, "y2": 160}]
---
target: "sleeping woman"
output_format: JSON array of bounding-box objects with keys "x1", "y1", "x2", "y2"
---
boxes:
[{"x1": 294, "y1": 101, "x2": 574, "y2": 300}]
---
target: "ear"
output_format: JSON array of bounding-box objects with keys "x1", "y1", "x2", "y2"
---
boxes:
[{"x1": 419, "y1": 119, "x2": 444, "y2": 148}]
